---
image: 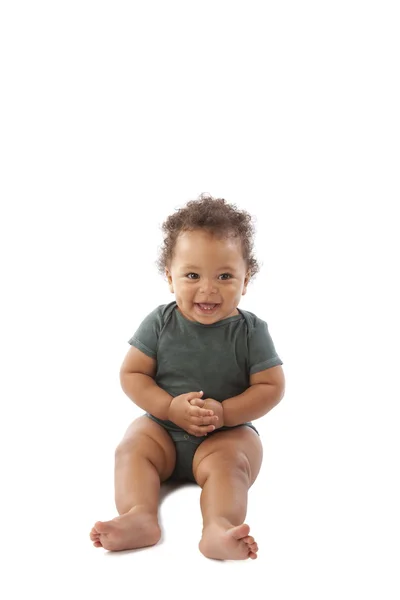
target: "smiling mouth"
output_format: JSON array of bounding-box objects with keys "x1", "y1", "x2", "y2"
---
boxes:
[{"x1": 195, "y1": 303, "x2": 220, "y2": 313}]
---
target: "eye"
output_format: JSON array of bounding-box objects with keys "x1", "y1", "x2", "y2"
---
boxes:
[{"x1": 185, "y1": 272, "x2": 232, "y2": 280}]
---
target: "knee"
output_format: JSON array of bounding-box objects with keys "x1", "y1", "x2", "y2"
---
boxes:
[
  {"x1": 227, "y1": 451, "x2": 252, "y2": 482},
  {"x1": 201, "y1": 450, "x2": 252, "y2": 485},
  {"x1": 114, "y1": 437, "x2": 140, "y2": 460}
]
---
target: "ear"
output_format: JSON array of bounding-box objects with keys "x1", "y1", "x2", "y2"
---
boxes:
[
  {"x1": 165, "y1": 268, "x2": 174, "y2": 293},
  {"x1": 242, "y1": 271, "x2": 251, "y2": 296}
]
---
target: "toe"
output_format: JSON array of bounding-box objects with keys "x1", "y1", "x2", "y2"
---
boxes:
[
  {"x1": 243, "y1": 535, "x2": 254, "y2": 544},
  {"x1": 94, "y1": 520, "x2": 110, "y2": 534},
  {"x1": 90, "y1": 529, "x2": 100, "y2": 541},
  {"x1": 231, "y1": 523, "x2": 250, "y2": 540}
]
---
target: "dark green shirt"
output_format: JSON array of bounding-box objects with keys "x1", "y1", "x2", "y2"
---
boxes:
[{"x1": 128, "y1": 301, "x2": 283, "y2": 431}]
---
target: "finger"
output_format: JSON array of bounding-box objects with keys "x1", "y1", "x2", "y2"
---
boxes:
[
  {"x1": 192, "y1": 429, "x2": 212, "y2": 437},
  {"x1": 187, "y1": 412, "x2": 214, "y2": 426},
  {"x1": 187, "y1": 391, "x2": 204, "y2": 401},
  {"x1": 190, "y1": 405, "x2": 214, "y2": 417},
  {"x1": 193, "y1": 424, "x2": 216, "y2": 436},
  {"x1": 189, "y1": 398, "x2": 206, "y2": 408},
  {"x1": 191, "y1": 415, "x2": 219, "y2": 426}
]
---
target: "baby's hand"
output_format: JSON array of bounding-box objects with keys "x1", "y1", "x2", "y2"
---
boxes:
[
  {"x1": 190, "y1": 397, "x2": 224, "y2": 429},
  {"x1": 168, "y1": 391, "x2": 219, "y2": 437}
]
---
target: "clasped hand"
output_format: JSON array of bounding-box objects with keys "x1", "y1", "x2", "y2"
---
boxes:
[{"x1": 167, "y1": 391, "x2": 224, "y2": 437}]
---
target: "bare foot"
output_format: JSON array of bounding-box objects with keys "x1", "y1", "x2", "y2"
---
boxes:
[
  {"x1": 199, "y1": 522, "x2": 258, "y2": 560},
  {"x1": 89, "y1": 509, "x2": 161, "y2": 552}
]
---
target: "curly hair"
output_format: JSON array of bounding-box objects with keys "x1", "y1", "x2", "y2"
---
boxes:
[{"x1": 156, "y1": 193, "x2": 260, "y2": 281}]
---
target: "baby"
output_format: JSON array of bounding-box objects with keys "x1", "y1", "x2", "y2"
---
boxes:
[{"x1": 90, "y1": 194, "x2": 285, "y2": 560}]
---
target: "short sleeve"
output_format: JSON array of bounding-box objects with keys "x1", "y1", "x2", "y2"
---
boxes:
[
  {"x1": 128, "y1": 305, "x2": 164, "y2": 359},
  {"x1": 248, "y1": 317, "x2": 283, "y2": 375}
]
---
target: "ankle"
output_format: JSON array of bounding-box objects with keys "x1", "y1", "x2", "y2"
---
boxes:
[
  {"x1": 126, "y1": 505, "x2": 158, "y2": 518},
  {"x1": 203, "y1": 517, "x2": 235, "y2": 531}
]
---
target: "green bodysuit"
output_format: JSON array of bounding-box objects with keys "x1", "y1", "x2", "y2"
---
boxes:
[{"x1": 128, "y1": 301, "x2": 283, "y2": 434}]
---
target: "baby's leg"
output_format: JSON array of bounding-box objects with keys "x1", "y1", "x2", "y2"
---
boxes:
[
  {"x1": 90, "y1": 415, "x2": 176, "y2": 551},
  {"x1": 192, "y1": 426, "x2": 263, "y2": 560}
]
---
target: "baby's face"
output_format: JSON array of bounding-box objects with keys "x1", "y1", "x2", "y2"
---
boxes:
[{"x1": 165, "y1": 229, "x2": 250, "y2": 324}]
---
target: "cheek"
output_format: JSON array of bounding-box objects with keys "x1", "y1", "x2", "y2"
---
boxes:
[{"x1": 177, "y1": 284, "x2": 193, "y2": 297}]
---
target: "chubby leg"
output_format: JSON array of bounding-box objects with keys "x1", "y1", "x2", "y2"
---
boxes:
[
  {"x1": 90, "y1": 415, "x2": 176, "y2": 551},
  {"x1": 192, "y1": 426, "x2": 263, "y2": 560}
]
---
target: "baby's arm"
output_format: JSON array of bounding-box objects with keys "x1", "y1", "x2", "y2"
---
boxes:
[
  {"x1": 120, "y1": 346, "x2": 173, "y2": 420},
  {"x1": 222, "y1": 365, "x2": 285, "y2": 426}
]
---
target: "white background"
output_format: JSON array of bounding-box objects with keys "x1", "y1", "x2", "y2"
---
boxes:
[{"x1": 1, "y1": 1, "x2": 399, "y2": 598}]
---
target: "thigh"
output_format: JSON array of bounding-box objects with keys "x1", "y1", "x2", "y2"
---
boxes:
[
  {"x1": 116, "y1": 414, "x2": 177, "y2": 482},
  {"x1": 192, "y1": 426, "x2": 263, "y2": 488}
]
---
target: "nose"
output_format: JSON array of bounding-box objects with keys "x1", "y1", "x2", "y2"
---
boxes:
[{"x1": 199, "y1": 278, "x2": 218, "y2": 294}]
